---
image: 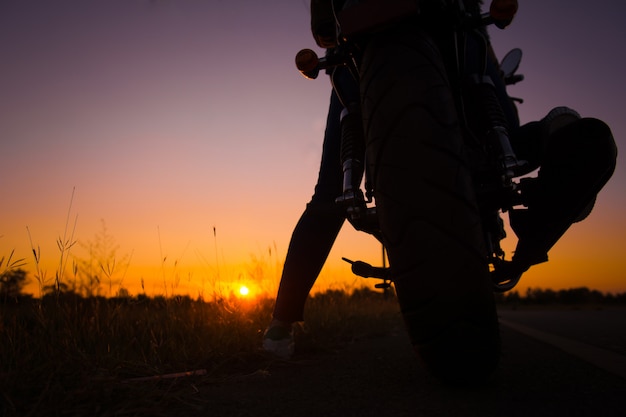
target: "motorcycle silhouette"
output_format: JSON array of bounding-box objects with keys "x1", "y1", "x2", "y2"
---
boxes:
[{"x1": 296, "y1": 0, "x2": 617, "y2": 384}]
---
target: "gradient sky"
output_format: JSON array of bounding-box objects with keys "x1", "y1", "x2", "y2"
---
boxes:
[{"x1": 1, "y1": 1, "x2": 625, "y2": 296}]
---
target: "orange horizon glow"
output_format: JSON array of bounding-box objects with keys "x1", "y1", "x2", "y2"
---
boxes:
[
  {"x1": 7, "y1": 212, "x2": 626, "y2": 299},
  {"x1": 1, "y1": 3, "x2": 625, "y2": 299}
]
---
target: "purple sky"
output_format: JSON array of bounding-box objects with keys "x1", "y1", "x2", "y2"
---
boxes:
[{"x1": 1, "y1": 1, "x2": 625, "y2": 295}]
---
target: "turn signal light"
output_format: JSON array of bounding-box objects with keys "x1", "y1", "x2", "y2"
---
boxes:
[
  {"x1": 490, "y1": 0, "x2": 518, "y2": 27},
  {"x1": 296, "y1": 49, "x2": 319, "y2": 72}
]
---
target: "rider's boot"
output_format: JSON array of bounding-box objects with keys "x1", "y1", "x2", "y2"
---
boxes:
[{"x1": 507, "y1": 109, "x2": 617, "y2": 276}]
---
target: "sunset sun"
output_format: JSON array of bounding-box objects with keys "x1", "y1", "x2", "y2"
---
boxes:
[{"x1": 239, "y1": 285, "x2": 250, "y2": 297}]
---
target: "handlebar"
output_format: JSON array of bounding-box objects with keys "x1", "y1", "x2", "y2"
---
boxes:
[{"x1": 296, "y1": 0, "x2": 520, "y2": 79}]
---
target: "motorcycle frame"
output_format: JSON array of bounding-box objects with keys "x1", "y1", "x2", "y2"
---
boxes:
[{"x1": 302, "y1": 0, "x2": 530, "y2": 291}]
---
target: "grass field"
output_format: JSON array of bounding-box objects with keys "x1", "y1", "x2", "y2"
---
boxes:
[
  {"x1": 2, "y1": 228, "x2": 624, "y2": 416},
  {"x1": 0, "y1": 288, "x2": 401, "y2": 416}
]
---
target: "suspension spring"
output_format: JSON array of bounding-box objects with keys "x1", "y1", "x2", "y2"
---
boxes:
[
  {"x1": 340, "y1": 104, "x2": 366, "y2": 194},
  {"x1": 469, "y1": 76, "x2": 523, "y2": 181}
]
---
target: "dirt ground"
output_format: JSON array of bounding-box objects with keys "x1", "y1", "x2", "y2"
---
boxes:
[{"x1": 165, "y1": 315, "x2": 626, "y2": 417}]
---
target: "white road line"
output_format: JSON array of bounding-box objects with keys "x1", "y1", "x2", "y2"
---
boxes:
[{"x1": 500, "y1": 319, "x2": 626, "y2": 380}]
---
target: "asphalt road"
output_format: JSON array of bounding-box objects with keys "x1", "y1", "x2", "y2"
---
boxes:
[
  {"x1": 499, "y1": 308, "x2": 626, "y2": 355},
  {"x1": 500, "y1": 308, "x2": 626, "y2": 381},
  {"x1": 186, "y1": 308, "x2": 626, "y2": 417}
]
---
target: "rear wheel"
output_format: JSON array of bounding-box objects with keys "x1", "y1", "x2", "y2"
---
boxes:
[{"x1": 359, "y1": 24, "x2": 500, "y2": 385}]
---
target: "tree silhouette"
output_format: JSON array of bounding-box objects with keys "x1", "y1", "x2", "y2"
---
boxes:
[{"x1": 0, "y1": 268, "x2": 28, "y2": 299}]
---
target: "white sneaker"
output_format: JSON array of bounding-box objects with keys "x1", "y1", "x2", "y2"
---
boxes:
[{"x1": 262, "y1": 320, "x2": 294, "y2": 359}]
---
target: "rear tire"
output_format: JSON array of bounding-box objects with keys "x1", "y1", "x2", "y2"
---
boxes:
[{"x1": 359, "y1": 24, "x2": 500, "y2": 385}]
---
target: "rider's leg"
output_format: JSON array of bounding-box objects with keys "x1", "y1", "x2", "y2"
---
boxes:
[
  {"x1": 509, "y1": 115, "x2": 617, "y2": 270},
  {"x1": 482, "y1": 44, "x2": 616, "y2": 275},
  {"x1": 271, "y1": 89, "x2": 345, "y2": 324},
  {"x1": 271, "y1": 201, "x2": 344, "y2": 323}
]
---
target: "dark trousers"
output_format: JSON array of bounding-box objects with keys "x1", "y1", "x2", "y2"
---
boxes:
[{"x1": 272, "y1": 90, "x2": 345, "y2": 322}]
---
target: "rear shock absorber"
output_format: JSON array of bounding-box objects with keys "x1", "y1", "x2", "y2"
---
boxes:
[
  {"x1": 338, "y1": 102, "x2": 365, "y2": 202},
  {"x1": 468, "y1": 74, "x2": 526, "y2": 186},
  {"x1": 335, "y1": 100, "x2": 371, "y2": 230},
  {"x1": 331, "y1": 67, "x2": 367, "y2": 213}
]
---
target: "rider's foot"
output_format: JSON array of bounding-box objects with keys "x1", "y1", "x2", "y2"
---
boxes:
[
  {"x1": 541, "y1": 106, "x2": 581, "y2": 137},
  {"x1": 262, "y1": 319, "x2": 294, "y2": 359},
  {"x1": 491, "y1": 259, "x2": 532, "y2": 290}
]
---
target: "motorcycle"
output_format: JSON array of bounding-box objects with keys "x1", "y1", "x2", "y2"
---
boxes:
[
  {"x1": 298, "y1": 0, "x2": 530, "y2": 291},
  {"x1": 294, "y1": 0, "x2": 616, "y2": 384}
]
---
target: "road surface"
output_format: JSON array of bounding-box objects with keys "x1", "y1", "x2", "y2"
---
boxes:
[{"x1": 174, "y1": 307, "x2": 626, "y2": 417}]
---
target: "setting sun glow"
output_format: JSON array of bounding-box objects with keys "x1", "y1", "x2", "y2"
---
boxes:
[{"x1": 0, "y1": 2, "x2": 624, "y2": 298}]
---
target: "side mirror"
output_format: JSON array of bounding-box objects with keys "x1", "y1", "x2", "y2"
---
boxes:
[{"x1": 500, "y1": 48, "x2": 522, "y2": 79}]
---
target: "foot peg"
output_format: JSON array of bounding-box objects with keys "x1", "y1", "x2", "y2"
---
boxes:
[{"x1": 342, "y1": 257, "x2": 392, "y2": 289}]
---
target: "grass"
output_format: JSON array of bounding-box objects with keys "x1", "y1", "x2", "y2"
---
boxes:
[
  {"x1": 4, "y1": 194, "x2": 623, "y2": 415},
  {"x1": 0, "y1": 288, "x2": 400, "y2": 416},
  {"x1": 4, "y1": 285, "x2": 624, "y2": 416},
  {"x1": 3, "y1": 254, "x2": 625, "y2": 417},
  {"x1": 1, "y1": 205, "x2": 402, "y2": 415}
]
